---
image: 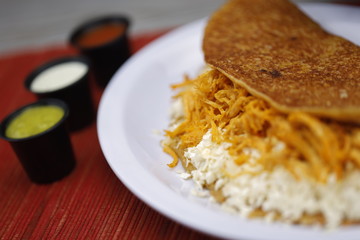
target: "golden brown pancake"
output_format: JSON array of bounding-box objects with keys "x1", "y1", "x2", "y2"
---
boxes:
[{"x1": 203, "y1": 0, "x2": 360, "y2": 123}]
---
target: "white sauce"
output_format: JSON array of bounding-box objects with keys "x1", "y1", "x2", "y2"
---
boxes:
[{"x1": 30, "y1": 62, "x2": 88, "y2": 93}]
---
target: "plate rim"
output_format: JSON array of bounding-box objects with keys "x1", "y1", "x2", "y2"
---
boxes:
[{"x1": 97, "y1": 3, "x2": 360, "y2": 240}]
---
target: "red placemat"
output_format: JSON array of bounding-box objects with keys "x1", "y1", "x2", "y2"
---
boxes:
[{"x1": 0, "y1": 30, "x2": 218, "y2": 240}]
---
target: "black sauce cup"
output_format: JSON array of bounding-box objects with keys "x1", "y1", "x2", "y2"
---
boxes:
[
  {"x1": 25, "y1": 56, "x2": 95, "y2": 131},
  {"x1": 0, "y1": 99, "x2": 76, "y2": 184},
  {"x1": 69, "y1": 15, "x2": 131, "y2": 88}
]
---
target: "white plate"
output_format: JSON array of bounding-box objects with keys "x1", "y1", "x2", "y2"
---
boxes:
[{"x1": 98, "y1": 3, "x2": 360, "y2": 240}]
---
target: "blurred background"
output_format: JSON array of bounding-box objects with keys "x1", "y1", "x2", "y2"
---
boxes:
[{"x1": 0, "y1": 0, "x2": 359, "y2": 54}]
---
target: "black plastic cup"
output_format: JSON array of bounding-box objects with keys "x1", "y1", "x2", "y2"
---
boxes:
[
  {"x1": 25, "y1": 56, "x2": 95, "y2": 131},
  {"x1": 0, "y1": 99, "x2": 76, "y2": 184},
  {"x1": 69, "y1": 15, "x2": 131, "y2": 88}
]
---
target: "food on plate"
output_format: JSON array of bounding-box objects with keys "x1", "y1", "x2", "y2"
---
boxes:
[{"x1": 162, "y1": 0, "x2": 360, "y2": 228}]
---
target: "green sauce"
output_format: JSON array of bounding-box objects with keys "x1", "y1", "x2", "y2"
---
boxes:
[{"x1": 5, "y1": 105, "x2": 64, "y2": 139}]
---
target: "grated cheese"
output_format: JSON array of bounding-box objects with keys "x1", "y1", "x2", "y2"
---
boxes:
[
  {"x1": 164, "y1": 69, "x2": 360, "y2": 182},
  {"x1": 163, "y1": 68, "x2": 360, "y2": 227},
  {"x1": 185, "y1": 130, "x2": 360, "y2": 228}
]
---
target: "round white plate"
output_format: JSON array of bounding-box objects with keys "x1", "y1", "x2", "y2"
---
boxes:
[{"x1": 98, "y1": 3, "x2": 360, "y2": 240}]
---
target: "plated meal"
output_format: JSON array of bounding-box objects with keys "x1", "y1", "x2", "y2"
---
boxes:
[{"x1": 162, "y1": 0, "x2": 360, "y2": 228}]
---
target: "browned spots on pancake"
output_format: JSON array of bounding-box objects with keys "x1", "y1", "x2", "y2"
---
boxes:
[{"x1": 203, "y1": 0, "x2": 360, "y2": 123}]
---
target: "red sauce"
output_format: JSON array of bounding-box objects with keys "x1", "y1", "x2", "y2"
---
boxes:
[{"x1": 77, "y1": 23, "x2": 125, "y2": 48}]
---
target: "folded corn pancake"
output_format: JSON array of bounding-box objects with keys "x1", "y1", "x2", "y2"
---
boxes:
[
  {"x1": 204, "y1": 0, "x2": 360, "y2": 123},
  {"x1": 162, "y1": 0, "x2": 360, "y2": 228}
]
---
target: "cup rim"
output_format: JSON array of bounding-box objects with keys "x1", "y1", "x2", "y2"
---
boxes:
[
  {"x1": 24, "y1": 56, "x2": 90, "y2": 95},
  {"x1": 69, "y1": 14, "x2": 130, "y2": 51},
  {"x1": 0, "y1": 99, "x2": 70, "y2": 142}
]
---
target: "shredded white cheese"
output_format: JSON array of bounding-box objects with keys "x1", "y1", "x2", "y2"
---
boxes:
[{"x1": 183, "y1": 131, "x2": 360, "y2": 228}]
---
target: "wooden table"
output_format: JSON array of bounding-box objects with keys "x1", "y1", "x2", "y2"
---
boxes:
[{"x1": 0, "y1": 31, "x2": 218, "y2": 240}]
